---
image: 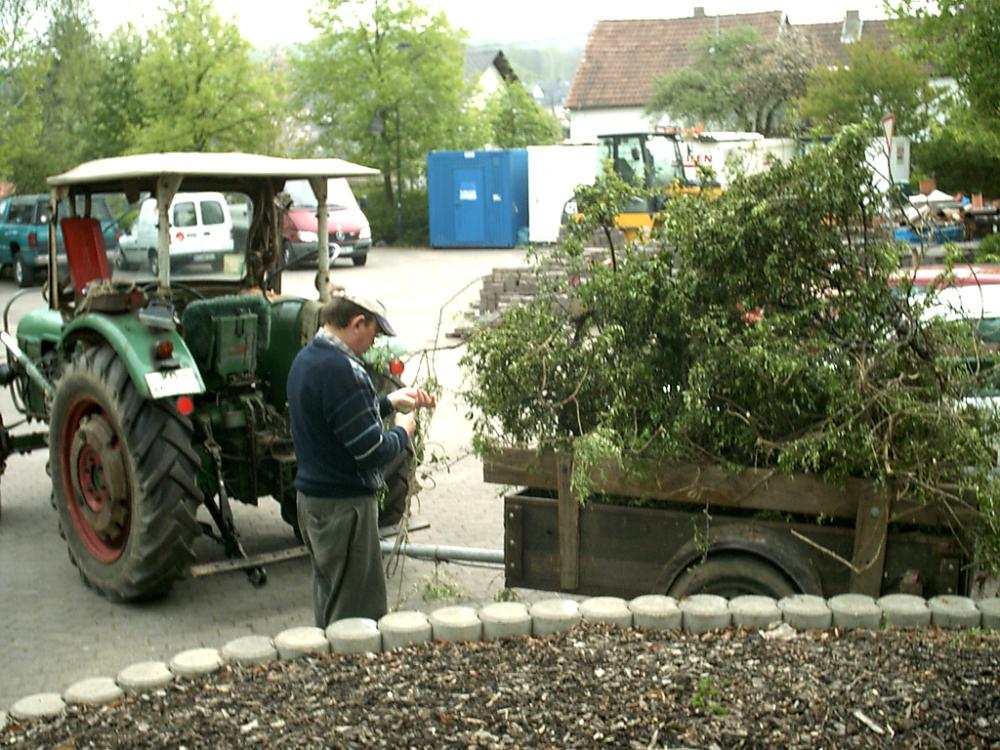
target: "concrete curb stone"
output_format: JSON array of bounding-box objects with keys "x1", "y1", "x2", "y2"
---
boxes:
[
  {"x1": 628, "y1": 595, "x2": 681, "y2": 630},
  {"x1": 326, "y1": 617, "x2": 382, "y2": 654},
  {"x1": 779, "y1": 594, "x2": 833, "y2": 630},
  {"x1": 579, "y1": 597, "x2": 633, "y2": 628},
  {"x1": 10, "y1": 693, "x2": 64, "y2": 721},
  {"x1": 729, "y1": 595, "x2": 781, "y2": 629},
  {"x1": 478, "y1": 602, "x2": 532, "y2": 640},
  {"x1": 530, "y1": 599, "x2": 582, "y2": 636},
  {"x1": 169, "y1": 648, "x2": 223, "y2": 677},
  {"x1": 978, "y1": 597, "x2": 1000, "y2": 629},
  {"x1": 221, "y1": 635, "x2": 277, "y2": 666},
  {"x1": 878, "y1": 593, "x2": 931, "y2": 628},
  {"x1": 928, "y1": 595, "x2": 981, "y2": 629},
  {"x1": 828, "y1": 594, "x2": 882, "y2": 630},
  {"x1": 63, "y1": 677, "x2": 123, "y2": 706},
  {"x1": 680, "y1": 594, "x2": 731, "y2": 634},
  {"x1": 429, "y1": 606, "x2": 483, "y2": 642},
  {"x1": 379, "y1": 610, "x2": 432, "y2": 650},
  {"x1": 116, "y1": 661, "x2": 173, "y2": 693},
  {"x1": 274, "y1": 627, "x2": 330, "y2": 660}
]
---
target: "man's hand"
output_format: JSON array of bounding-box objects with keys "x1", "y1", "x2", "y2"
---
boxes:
[
  {"x1": 394, "y1": 410, "x2": 417, "y2": 439},
  {"x1": 388, "y1": 387, "x2": 436, "y2": 414}
]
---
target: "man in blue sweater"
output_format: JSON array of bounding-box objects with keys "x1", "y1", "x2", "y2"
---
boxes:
[{"x1": 287, "y1": 292, "x2": 435, "y2": 627}]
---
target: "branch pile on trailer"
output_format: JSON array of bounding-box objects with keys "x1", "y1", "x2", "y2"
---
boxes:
[{"x1": 462, "y1": 126, "x2": 1000, "y2": 596}]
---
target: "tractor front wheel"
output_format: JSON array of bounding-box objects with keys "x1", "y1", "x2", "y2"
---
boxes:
[{"x1": 49, "y1": 345, "x2": 201, "y2": 601}]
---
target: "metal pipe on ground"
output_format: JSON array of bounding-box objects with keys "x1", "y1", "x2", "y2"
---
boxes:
[
  {"x1": 381, "y1": 540, "x2": 504, "y2": 565},
  {"x1": 190, "y1": 541, "x2": 504, "y2": 578}
]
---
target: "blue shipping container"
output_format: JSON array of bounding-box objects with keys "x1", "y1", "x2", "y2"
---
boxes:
[{"x1": 427, "y1": 149, "x2": 528, "y2": 248}]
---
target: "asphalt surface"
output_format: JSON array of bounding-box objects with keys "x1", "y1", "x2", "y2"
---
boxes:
[{"x1": 0, "y1": 245, "x2": 545, "y2": 712}]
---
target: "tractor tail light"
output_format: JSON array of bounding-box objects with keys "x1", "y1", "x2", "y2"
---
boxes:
[
  {"x1": 153, "y1": 339, "x2": 174, "y2": 360},
  {"x1": 175, "y1": 395, "x2": 195, "y2": 416},
  {"x1": 389, "y1": 359, "x2": 405, "y2": 377},
  {"x1": 27, "y1": 232, "x2": 37, "y2": 249}
]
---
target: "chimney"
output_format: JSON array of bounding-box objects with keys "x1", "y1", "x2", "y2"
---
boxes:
[
  {"x1": 693, "y1": 7, "x2": 705, "y2": 17},
  {"x1": 841, "y1": 10, "x2": 862, "y2": 43}
]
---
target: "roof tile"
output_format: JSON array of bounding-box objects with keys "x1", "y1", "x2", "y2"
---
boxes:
[{"x1": 565, "y1": 12, "x2": 786, "y2": 109}]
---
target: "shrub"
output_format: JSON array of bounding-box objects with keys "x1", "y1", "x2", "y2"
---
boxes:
[{"x1": 357, "y1": 187, "x2": 429, "y2": 247}]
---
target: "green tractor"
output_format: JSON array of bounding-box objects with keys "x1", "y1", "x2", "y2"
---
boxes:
[{"x1": 0, "y1": 153, "x2": 415, "y2": 601}]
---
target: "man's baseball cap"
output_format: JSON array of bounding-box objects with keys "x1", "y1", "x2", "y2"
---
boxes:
[{"x1": 339, "y1": 292, "x2": 396, "y2": 336}]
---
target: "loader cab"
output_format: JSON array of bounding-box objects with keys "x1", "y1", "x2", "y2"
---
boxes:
[{"x1": 597, "y1": 132, "x2": 689, "y2": 213}]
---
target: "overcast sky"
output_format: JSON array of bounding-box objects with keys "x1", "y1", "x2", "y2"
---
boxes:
[{"x1": 89, "y1": 0, "x2": 893, "y2": 48}]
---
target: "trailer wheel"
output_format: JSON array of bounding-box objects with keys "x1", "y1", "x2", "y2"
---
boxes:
[
  {"x1": 668, "y1": 552, "x2": 799, "y2": 599},
  {"x1": 49, "y1": 345, "x2": 201, "y2": 601}
]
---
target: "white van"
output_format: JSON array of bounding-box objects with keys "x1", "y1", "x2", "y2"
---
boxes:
[{"x1": 117, "y1": 191, "x2": 234, "y2": 274}]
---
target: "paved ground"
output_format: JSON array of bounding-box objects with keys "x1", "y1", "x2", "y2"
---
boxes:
[{"x1": 0, "y1": 245, "x2": 555, "y2": 712}]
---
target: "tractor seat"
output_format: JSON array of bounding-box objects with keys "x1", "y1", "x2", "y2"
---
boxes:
[{"x1": 60, "y1": 217, "x2": 111, "y2": 297}]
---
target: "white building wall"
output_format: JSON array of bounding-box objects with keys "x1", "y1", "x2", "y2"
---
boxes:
[
  {"x1": 568, "y1": 107, "x2": 670, "y2": 142},
  {"x1": 527, "y1": 144, "x2": 600, "y2": 244}
]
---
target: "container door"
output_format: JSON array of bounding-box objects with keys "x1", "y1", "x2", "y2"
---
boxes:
[{"x1": 454, "y1": 168, "x2": 485, "y2": 245}]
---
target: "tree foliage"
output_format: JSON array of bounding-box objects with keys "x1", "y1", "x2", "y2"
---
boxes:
[
  {"x1": 87, "y1": 25, "x2": 145, "y2": 161},
  {"x1": 462, "y1": 126, "x2": 1000, "y2": 570},
  {"x1": 129, "y1": 0, "x2": 283, "y2": 153},
  {"x1": 0, "y1": 0, "x2": 48, "y2": 188},
  {"x1": 911, "y1": 95, "x2": 1000, "y2": 197},
  {"x1": 293, "y1": 0, "x2": 478, "y2": 206},
  {"x1": 483, "y1": 80, "x2": 562, "y2": 148},
  {"x1": 795, "y1": 39, "x2": 933, "y2": 137},
  {"x1": 646, "y1": 27, "x2": 815, "y2": 137},
  {"x1": 892, "y1": 0, "x2": 1000, "y2": 195},
  {"x1": 894, "y1": 0, "x2": 1000, "y2": 125}
]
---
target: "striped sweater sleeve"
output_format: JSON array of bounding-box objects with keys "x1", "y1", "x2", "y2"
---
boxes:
[{"x1": 328, "y1": 358, "x2": 408, "y2": 472}]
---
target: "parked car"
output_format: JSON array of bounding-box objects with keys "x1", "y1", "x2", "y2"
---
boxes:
[
  {"x1": 116, "y1": 191, "x2": 234, "y2": 274},
  {"x1": 0, "y1": 194, "x2": 120, "y2": 286},
  {"x1": 281, "y1": 178, "x2": 371, "y2": 268}
]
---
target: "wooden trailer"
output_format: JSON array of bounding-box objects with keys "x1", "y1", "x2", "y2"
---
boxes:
[{"x1": 484, "y1": 448, "x2": 980, "y2": 599}]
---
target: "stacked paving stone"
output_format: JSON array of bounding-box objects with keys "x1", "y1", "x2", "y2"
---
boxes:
[
  {"x1": 454, "y1": 250, "x2": 612, "y2": 337},
  {"x1": 5, "y1": 594, "x2": 999, "y2": 723}
]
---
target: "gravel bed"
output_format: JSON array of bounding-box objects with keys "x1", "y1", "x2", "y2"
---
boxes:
[{"x1": 3, "y1": 625, "x2": 998, "y2": 749}]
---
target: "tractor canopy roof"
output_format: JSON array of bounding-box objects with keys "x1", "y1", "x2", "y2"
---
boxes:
[{"x1": 48, "y1": 152, "x2": 379, "y2": 193}]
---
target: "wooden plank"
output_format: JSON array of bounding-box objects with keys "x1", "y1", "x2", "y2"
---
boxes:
[
  {"x1": 483, "y1": 448, "x2": 982, "y2": 530},
  {"x1": 483, "y1": 449, "x2": 558, "y2": 488},
  {"x1": 484, "y1": 448, "x2": 860, "y2": 518},
  {"x1": 556, "y1": 454, "x2": 580, "y2": 590},
  {"x1": 503, "y1": 502, "x2": 524, "y2": 587},
  {"x1": 850, "y1": 488, "x2": 890, "y2": 595}
]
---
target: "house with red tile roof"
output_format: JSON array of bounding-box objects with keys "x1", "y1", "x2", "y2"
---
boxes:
[{"x1": 565, "y1": 8, "x2": 901, "y2": 142}]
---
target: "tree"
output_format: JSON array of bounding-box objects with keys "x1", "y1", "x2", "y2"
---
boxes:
[
  {"x1": 646, "y1": 27, "x2": 815, "y2": 137},
  {"x1": 29, "y1": 0, "x2": 105, "y2": 184},
  {"x1": 130, "y1": 0, "x2": 283, "y2": 153},
  {"x1": 794, "y1": 39, "x2": 933, "y2": 137},
  {"x1": 894, "y1": 0, "x2": 1000, "y2": 125},
  {"x1": 483, "y1": 80, "x2": 562, "y2": 148},
  {"x1": 911, "y1": 96, "x2": 1000, "y2": 196},
  {"x1": 892, "y1": 0, "x2": 1000, "y2": 195},
  {"x1": 87, "y1": 25, "x2": 145, "y2": 161},
  {"x1": 0, "y1": 0, "x2": 48, "y2": 188},
  {"x1": 293, "y1": 0, "x2": 478, "y2": 209}
]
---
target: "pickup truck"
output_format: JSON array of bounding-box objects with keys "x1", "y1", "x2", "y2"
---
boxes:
[{"x1": 0, "y1": 194, "x2": 120, "y2": 287}]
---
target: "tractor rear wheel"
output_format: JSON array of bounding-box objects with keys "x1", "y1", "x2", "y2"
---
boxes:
[{"x1": 49, "y1": 345, "x2": 201, "y2": 601}]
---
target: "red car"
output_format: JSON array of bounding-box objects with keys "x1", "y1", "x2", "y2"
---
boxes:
[{"x1": 281, "y1": 178, "x2": 372, "y2": 268}]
